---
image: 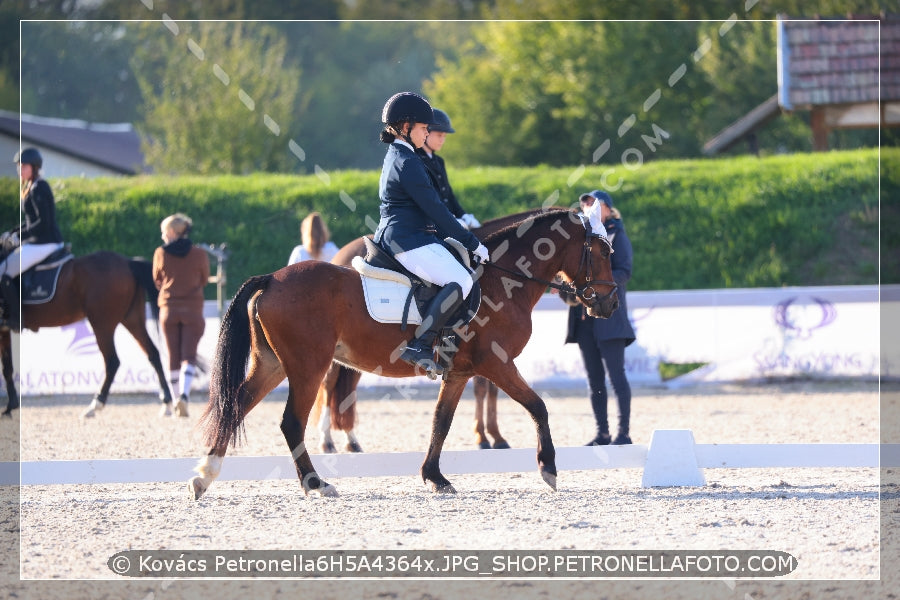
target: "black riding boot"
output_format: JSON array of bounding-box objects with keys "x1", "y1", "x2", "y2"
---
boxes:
[
  {"x1": 0, "y1": 275, "x2": 20, "y2": 331},
  {"x1": 400, "y1": 282, "x2": 465, "y2": 379}
]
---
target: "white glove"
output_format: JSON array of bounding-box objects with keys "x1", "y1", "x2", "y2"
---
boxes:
[
  {"x1": 473, "y1": 243, "x2": 489, "y2": 264},
  {"x1": 457, "y1": 217, "x2": 469, "y2": 230},
  {"x1": 10, "y1": 232, "x2": 18, "y2": 246},
  {"x1": 461, "y1": 213, "x2": 481, "y2": 229}
]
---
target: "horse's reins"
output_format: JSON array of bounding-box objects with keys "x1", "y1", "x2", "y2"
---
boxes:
[{"x1": 478, "y1": 215, "x2": 618, "y2": 304}]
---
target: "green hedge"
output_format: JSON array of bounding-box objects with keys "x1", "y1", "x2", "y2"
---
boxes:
[{"x1": 1, "y1": 148, "x2": 893, "y2": 298}]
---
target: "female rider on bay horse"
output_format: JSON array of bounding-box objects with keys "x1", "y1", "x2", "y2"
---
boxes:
[
  {"x1": 0, "y1": 147, "x2": 65, "y2": 330},
  {"x1": 374, "y1": 92, "x2": 489, "y2": 379}
]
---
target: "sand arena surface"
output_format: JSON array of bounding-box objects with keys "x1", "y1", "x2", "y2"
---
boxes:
[{"x1": 1, "y1": 379, "x2": 896, "y2": 599}]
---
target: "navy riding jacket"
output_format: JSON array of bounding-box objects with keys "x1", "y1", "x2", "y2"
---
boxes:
[
  {"x1": 565, "y1": 217, "x2": 635, "y2": 345},
  {"x1": 20, "y1": 179, "x2": 63, "y2": 245},
  {"x1": 374, "y1": 141, "x2": 479, "y2": 255}
]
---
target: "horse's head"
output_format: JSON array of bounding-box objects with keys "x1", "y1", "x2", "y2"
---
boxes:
[{"x1": 558, "y1": 209, "x2": 619, "y2": 319}]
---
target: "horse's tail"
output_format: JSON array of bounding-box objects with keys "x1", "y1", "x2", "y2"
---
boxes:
[
  {"x1": 200, "y1": 274, "x2": 272, "y2": 450},
  {"x1": 330, "y1": 365, "x2": 358, "y2": 431},
  {"x1": 128, "y1": 258, "x2": 160, "y2": 321}
]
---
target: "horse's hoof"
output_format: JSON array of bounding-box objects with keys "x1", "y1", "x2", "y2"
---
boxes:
[
  {"x1": 345, "y1": 441, "x2": 363, "y2": 453},
  {"x1": 320, "y1": 441, "x2": 337, "y2": 454},
  {"x1": 173, "y1": 397, "x2": 189, "y2": 418},
  {"x1": 492, "y1": 440, "x2": 511, "y2": 450},
  {"x1": 540, "y1": 468, "x2": 557, "y2": 491},
  {"x1": 189, "y1": 477, "x2": 207, "y2": 500},
  {"x1": 82, "y1": 399, "x2": 104, "y2": 419},
  {"x1": 1, "y1": 411, "x2": 11, "y2": 419},
  {"x1": 306, "y1": 483, "x2": 339, "y2": 498},
  {"x1": 477, "y1": 440, "x2": 491, "y2": 450},
  {"x1": 431, "y1": 482, "x2": 457, "y2": 494}
]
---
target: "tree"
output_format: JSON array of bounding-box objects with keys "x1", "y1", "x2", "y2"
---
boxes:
[
  {"x1": 19, "y1": 21, "x2": 143, "y2": 122},
  {"x1": 426, "y1": 21, "x2": 718, "y2": 167},
  {"x1": 132, "y1": 22, "x2": 301, "y2": 174}
]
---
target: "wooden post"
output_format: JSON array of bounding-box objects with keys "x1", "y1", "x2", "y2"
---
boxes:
[{"x1": 810, "y1": 106, "x2": 829, "y2": 151}]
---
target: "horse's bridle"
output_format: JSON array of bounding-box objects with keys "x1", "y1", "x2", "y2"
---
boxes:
[{"x1": 481, "y1": 214, "x2": 618, "y2": 305}]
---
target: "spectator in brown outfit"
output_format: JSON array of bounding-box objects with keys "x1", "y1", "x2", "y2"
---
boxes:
[{"x1": 153, "y1": 213, "x2": 209, "y2": 417}]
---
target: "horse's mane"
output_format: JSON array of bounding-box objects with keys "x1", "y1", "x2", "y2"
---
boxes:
[{"x1": 481, "y1": 207, "x2": 575, "y2": 246}]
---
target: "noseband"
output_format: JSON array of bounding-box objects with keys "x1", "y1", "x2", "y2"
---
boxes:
[{"x1": 482, "y1": 215, "x2": 617, "y2": 304}]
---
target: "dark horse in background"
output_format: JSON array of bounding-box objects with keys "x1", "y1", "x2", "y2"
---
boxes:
[
  {"x1": 313, "y1": 209, "x2": 546, "y2": 454},
  {"x1": 0, "y1": 249, "x2": 172, "y2": 417},
  {"x1": 190, "y1": 208, "x2": 618, "y2": 499}
]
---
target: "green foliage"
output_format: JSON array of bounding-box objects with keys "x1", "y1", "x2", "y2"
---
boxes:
[
  {"x1": 19, "y1": 22, "x2": 143, "y2": 122},
  {"x1": 8, "y1": 6, "x2": 895, "y2": 175},
  {"x1": 131, "y1": 22, "x2": 301, "y2": 175},
  {"x1": 0, "y1": 149, "x2": 890, "y2": 297}
]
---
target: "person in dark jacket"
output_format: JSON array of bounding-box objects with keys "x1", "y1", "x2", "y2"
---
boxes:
[
  {"x1": 373, "y1": 92, "x2": 489, "y2": 378},
  {"x1": 563, "y1": 190, "x2": 636, "y2": 445},
  {"x1": 0, "y1": 147, "x2": 65, "y2": 328},
  {"x1": 153, "y1": 213, "x2": 210, "y2": 417},
  {"x1": 415, "y1": 108, "x2": 481, "y2": 230}
]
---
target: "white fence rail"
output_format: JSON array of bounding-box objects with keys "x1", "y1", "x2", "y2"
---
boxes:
[{"x1": 2, "y1": 430, "x2": 890, "y2": 489}]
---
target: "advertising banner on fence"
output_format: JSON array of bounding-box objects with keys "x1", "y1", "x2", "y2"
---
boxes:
[{"x1": 7, "y1": 285, "x2": 887, "y2": 396}]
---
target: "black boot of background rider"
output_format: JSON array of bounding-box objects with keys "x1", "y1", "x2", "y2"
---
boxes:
[
  {"x1": 0, "y1": 275, "x2": 20, "y2": 330},
  {"x1": 400, "y1": 282, "x2": 465, "y2": 378}
]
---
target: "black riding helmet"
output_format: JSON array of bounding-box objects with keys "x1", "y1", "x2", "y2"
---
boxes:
[
  {"x1": 428, "y1": 108, "x2": 455, "y2": 133},
  {"x1": 14, "y1": 147, "x2": 42, "y2": 169},
  {"x1": 382, "y1": 92, "x2": 433, "y2": 125}
]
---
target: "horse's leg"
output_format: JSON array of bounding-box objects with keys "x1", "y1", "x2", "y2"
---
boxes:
[
  {"x1": 334, "y1": 368, "x2": 363, "y2": 453},
  {"x1": 82, "y1": 322, "x2": 120, "y2": 418},
  {"x1": 486, "y1": 366, "x2": 557, "y2": 490},
  {"x1": 281, "y1": 376, "x2": 338, "y2": 497},
  {"x1": 316, "y1": 364, "x2": 339, "y2": 453},
  {"x1": 121, "y1": 300, "x2": 172, "y2": 405},
  {"x1": 485, "y1": 380, "x2": 510, "y2": 449},
  {"x1": 472, "y1": 375, "x2": 490, "y2": 449},
  {"x1": 421, "y1": 373, "x2": 469, "y2": 493},
  {"x1": 190, "y1": 341, "x2": 286, "y2": 499},
  {"x1": 318, "y1": 405, "x2": 336, "y2": 454},
  {"x1": 1, "y1": 329, "x2": 17, "y2": 417}
]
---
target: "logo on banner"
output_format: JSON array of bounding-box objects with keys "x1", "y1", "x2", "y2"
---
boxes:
[
  {"x1": 772, "y1": 296, "x2": 836, "y2": 340},
  {"x1": 63, "y1": 321, "x2": 100, "y2": 356}
]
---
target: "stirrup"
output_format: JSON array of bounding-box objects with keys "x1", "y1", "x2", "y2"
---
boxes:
[{"x1": 399, "y1": 345, "x2": 443, "y2": 380}]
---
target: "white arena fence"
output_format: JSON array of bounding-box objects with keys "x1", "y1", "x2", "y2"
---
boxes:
[
  {"x1": 1, "y1": 430, "x2": 892, "y2": 488},
  {"x1": 2, "y1": 284, "x2": 893, "y2": 395}
]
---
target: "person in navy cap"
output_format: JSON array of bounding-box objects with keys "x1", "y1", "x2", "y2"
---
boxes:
[{"x1": 563, "y1": 189, "x2": 636, "y2": 445}]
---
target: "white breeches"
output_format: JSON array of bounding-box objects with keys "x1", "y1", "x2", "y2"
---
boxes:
[
  {"x1": 0, "y1": 242, "x2": 64, "y2": 278},
  {"x1": 393, "y1": 243, "x2": 474, "y2": 298}
]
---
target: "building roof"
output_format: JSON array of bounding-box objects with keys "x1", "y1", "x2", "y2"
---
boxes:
[
  {"x1": 777, "y1": 15, "x2": 900, "y2": 110},
  {"x1": 0, "y1": 109, "x2": 147, "y2": 174}
]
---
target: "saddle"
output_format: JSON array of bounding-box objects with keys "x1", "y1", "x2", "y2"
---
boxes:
[
  {"x1": 352, "y1": 237, "x2": 482, "y2": 374},
  {"x1": 20, "y1": 246, "x2": 73, "y2": 305}
]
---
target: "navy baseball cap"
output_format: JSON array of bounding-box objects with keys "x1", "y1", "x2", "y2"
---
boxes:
[{"x1": 579, "y1": 190, "x2": 613, "y2": 208}]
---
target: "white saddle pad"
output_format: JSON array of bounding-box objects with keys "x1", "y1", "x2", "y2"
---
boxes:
[{"x1": 352, "y1": 256, "x2": 423, "y2": 325}]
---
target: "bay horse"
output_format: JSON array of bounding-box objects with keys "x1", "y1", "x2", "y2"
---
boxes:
[
  {"x1": 0, "y1": 251, "x2": 172, "y2": 417},
  {"x1": 313, "y1": 209, "x2": 546, "y2": 454},
  {"x1": 191, "y1": 207, "x2": 618, "y2": 498}
]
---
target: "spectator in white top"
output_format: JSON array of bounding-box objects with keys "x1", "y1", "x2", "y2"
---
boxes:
[{"x1": 287, "y1": 212, "x2": 340, "y2": 265}]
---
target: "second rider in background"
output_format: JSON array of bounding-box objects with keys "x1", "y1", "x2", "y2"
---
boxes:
[
  {"x1": 416, "y1": 108, "x2": 506, "y2": 448},
  {"x1": 415, "y1": 108, "x2": 480, "y2": 231}
]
